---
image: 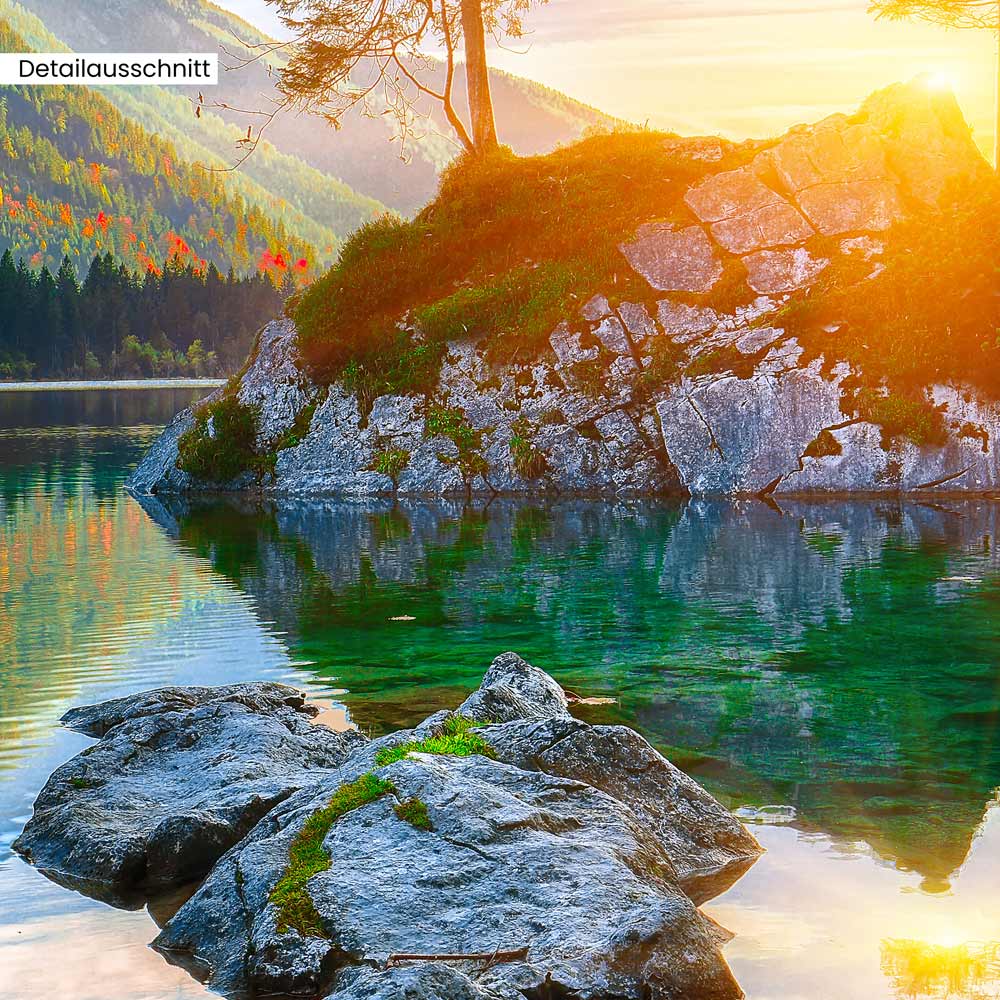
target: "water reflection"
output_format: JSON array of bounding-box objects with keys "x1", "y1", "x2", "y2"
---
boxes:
[
  {"x1": 3, "y1": 394, "x2": 1000, "y2": 1000},
  {"x1": 881, "y1": 940, "x2": 1000, "y2": 999},
  {"x1": 142, "y1": 492, "x2": 1000, "y2": 888}
]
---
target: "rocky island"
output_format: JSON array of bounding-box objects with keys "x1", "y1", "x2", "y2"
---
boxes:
[
  {"x1": 15, "y1": 654, "x2": 761, "y2": 1000},
  {"x1": 129, "y1": 79, "x2": 1000, "y2": 499}
]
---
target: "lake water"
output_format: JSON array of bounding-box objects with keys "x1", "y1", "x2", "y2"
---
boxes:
[{"x1": 1, "y1": 388, "x2": 999, "y2": 1000}]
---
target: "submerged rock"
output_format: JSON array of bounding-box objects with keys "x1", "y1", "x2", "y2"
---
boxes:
[{"x1": 13, "y1": 683, "x2": 364, "y2": 899}]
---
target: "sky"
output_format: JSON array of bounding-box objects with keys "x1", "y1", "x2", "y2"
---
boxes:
[{"x1": 216, "y1": 0, "x2": 997, "y2": 152}]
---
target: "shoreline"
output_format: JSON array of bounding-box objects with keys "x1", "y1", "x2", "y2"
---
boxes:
[{"x1": 0, "y1": 379, "x2": 226, "y2": 392}]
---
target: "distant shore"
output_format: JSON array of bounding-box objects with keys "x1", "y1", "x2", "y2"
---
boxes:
[{"x1": 0, "y1": 379, "x2": 226, "y2": 392}]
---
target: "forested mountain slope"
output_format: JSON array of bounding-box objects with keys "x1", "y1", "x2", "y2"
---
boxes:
[
  {"x1": 16, "y1": 0, "x2": 616, "y2": 213},
  {"x1": 0, "y1": 0, "x2": 385, "y2": 260}
]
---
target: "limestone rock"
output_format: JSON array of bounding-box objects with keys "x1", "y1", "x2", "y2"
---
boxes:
[
  {"x1": 238, "y1": 319, "x2": 315, "y2": 447},
  {"x1": 13, "y1": 684, "x2": 364, "y2": 899},
  {"x1": 861, "y1": 79, "x2": 990, "y2": 205},
  {"x1": 685, "y1": 165, "x2": 814, "y2": 253},
  {"x1": 743, "y1": 248, "x2": 829, "y2": 294},
  {"x1": 657, "y1": 366, "x2": 845, "y2": 494},
  {"x1": 154, "y1": 754, "x2": 743, "y2": 1000},
  {"x1": 323, "y1": 964, "x2": 522, "y2": 1000},
  {"x1": 757, "y1": 119, "x2": 903, "y2": 234},
  {"x1": 482, "y1": 715, "x2": 761, "y2": 900},
  {"x1": 456, "y1": 651, "x2": 571, "y2": 723},
  {"x1": 620, "y1": 224, "x2": 722, "y2": 293}
]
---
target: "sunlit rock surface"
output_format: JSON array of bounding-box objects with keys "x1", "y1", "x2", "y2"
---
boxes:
[{"x1": 129, "y1": 79, "x2": 996, "y2": 498}]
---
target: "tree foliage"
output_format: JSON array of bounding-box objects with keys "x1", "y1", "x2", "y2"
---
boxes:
[
  {"x1": 0, "y1": 249, "x2": 286, "y2": 379},
  {"x1": 261, "y1": 0, "x2": 542, "y2": 155},
  {"x1": 870, "y1": 1, "x2": 1000, "y2": 28}
]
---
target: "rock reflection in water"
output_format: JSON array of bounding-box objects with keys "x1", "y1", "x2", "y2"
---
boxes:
[{"x1": 137, "y1": 493, "x2": 1000, "y2": 891}]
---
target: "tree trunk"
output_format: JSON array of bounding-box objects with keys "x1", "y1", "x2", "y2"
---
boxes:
[{"x1": 459, "y1": 0, "x2": 498, "y2": 153}]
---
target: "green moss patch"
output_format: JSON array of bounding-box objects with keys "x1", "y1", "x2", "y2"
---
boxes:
[
  {"x1": 510, "y1": 419, "x2": 548, "y2": 479},
  {"x1": 373, "y1": 714, "x2": 496, "y2": 767},
  {"x1": 177, "y1": 393, "x2": 266, "y2": 483},
  {"x1": 426, "y1": 405, "x2": 488, "y2": 478},
  {"x1": 394, "y1": 798, "x2": 433, "y2": 831},
  {"x1": 269, "y1": 773, "x2": 396, "y2": 937}
]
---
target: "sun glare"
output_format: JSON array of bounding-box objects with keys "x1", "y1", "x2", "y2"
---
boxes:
[{"x1": 924, "y1": 69, "x2": 959, "y2": 92}]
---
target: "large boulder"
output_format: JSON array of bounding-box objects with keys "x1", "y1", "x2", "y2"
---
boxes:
[
  {"x1": 481, "y1": 716, "x2": 760, "y2": 902},
  {"x1": 154, "y1": 751, "x2": 743, "y2": 1000},
  {"x1": 18, "y1": 656, "x2": 760, "y2": 999},
  {"x1": 13, "y1": 683, "x2": 365, "y2": 900}
]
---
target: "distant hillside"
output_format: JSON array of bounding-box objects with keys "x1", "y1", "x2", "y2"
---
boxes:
[
  {"x1": 0, "y1": 14, "x2": 338, "y2": 279},
  {"x1": 16, "y1": 0, "x2": 617, "y2": 214},
  {"x1": 0, "y1": 0, "x2": 385, "y2": 260}
]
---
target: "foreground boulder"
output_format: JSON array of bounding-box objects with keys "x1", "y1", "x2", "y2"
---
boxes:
[
  {"x1": 157, "y1": 752, "x2": 742, "y2": 1000},
  {"x1": 18, "y1": 654, "x2": 760, "y2": 999},
  {"x1": 13, "y1": 683, "x2": 364, "y2": 900}
]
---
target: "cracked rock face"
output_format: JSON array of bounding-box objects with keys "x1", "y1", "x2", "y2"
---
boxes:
[
  {"x1": 13, "y1": 683, "x2": 365, "y2": 901},
  {"x1": 128, "y1": 80, "x2": 996, "y2": 501}
]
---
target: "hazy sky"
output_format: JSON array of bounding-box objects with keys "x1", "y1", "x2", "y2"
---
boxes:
[{"x1": 216, "y1": 0, "x2": 996, "y2": 150}]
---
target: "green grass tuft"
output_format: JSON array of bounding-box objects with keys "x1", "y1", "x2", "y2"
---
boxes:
[
  {"x1": 393, "y1": 798, "x2": 433, "y2": 831},
  {"x1": 371, "y1": 447, "x2": 410, "y2": 483},
  {"x1": 292, "y1": 132, "x2": 747, "y2": 390},
  {"x1": 176, "y1": 393, "x2": 265, "y2": 483},
  {"x1": 510, "y1": 418, "x2": 548, "y2": 479},
  {"x1": 269, "y1": 773, "x2": 396, "y2": 937},
  {"x1": 373, "y1": 715, "x2": 496, "y2": 768}
]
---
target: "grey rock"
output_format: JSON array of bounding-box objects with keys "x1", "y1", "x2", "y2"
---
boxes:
[
  {"x1": 155, "y1": 752, "x2": 743, "y2": 1000},
  {"x1": 61, "y1": 681, "x2": 314, "y2": 737},
  {"x1": 125, "y1": 405, "x2": 198, "y2": 495},
  {"x1": 14, "y1": 683, "x2": 364, "y2": 898},
  {"x1": 455, "y1": 651, "x2": 570, "y2": 723},
  {"x1": 481, "y1": 716, "x2": 761, "y2": 901},
  {"x1": 617, "y1": 301, "x2": 657, "y2": 345},
  {"x1": 685, "y1": 166, "x2": 814, "y2": 253},
  {"x1": 656, "y1": 300, "x2": 718, "y2": 342},
  {"x1": 657, "y1": 366, "x2": 845, "y2": 494},
  {"x1": 323, "y1": 964, "x2": 523, "y2": 1000},
  {"x1": 742, "y1": 248, "x2": 829, "y2": 294},
  {"x1": 620, "y1": 224, "x2": 722, "y2": 293},
  {"x1": 580, "y1": 294, "x2": 611, "y2": 322},
  {"x1": 238, "y1": 319, "x2": 315, "y2": 446}
]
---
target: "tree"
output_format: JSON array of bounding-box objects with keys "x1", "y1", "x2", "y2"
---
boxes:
[
  {"x1": 228, "y1": 0, "x2": 539, "y2": 158},
  {"x1": 870, "y1": 1, "x2": 1000, "y2": 166}
]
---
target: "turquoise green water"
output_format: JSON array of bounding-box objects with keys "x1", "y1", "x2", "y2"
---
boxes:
[{"x1": 1, "y1": 390, "x2": 999, "y2": 1000}]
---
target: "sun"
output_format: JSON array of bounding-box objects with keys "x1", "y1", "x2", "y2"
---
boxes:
[{"x1": 924, "y1": 69, "x2": 958, "y2": 92}]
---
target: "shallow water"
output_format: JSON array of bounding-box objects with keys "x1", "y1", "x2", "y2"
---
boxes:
[{"x1": 1, "y1": 389, "x2": 999, "y2": 1000}]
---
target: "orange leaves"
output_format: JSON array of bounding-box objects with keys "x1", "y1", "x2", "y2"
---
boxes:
[
  {"x1": 58, "y1": 203, "x2": 73, "y2": 226},
  {"x1": 258, "y1": 248, "x2": 288, "y2": 273},
  {"x1": 95, "y1": 211, "x2": 110, "y2": 234},
  {"x1": 88, "y1": 162, "x2": 102, "y2": 185}
]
